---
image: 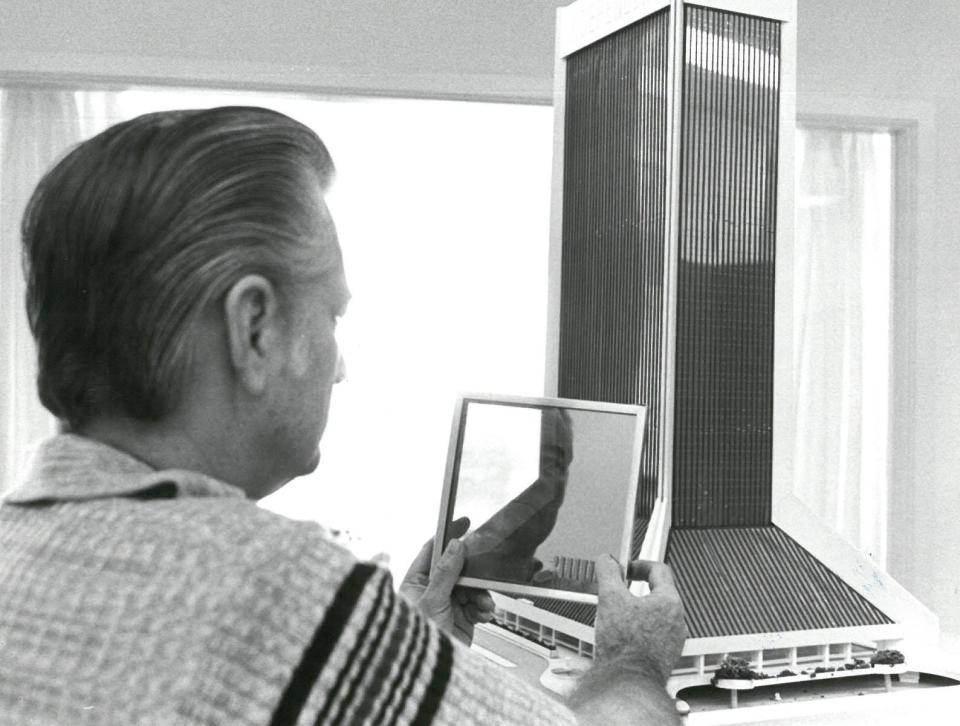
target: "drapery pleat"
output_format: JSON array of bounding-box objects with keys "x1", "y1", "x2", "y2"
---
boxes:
[
  {"x1": 0, "y1": 89, "x2": 119, "y2": 493},
  {"x1": 792, "y1": 127, "x2": 893, "y2": 567}
]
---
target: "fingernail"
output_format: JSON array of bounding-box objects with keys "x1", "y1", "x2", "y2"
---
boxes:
[{"x1": 449, "y1": 539, "x2": 463, "y2": 554}]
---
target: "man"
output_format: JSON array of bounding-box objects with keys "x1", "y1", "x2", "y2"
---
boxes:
[{"x1": 0, "y1": 106, "x2": 686, "y2": 725}]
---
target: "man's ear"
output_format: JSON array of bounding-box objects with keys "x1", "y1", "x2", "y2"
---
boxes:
[{"x1": 223, "y1": 275, "x2": 283, "y2": 395}]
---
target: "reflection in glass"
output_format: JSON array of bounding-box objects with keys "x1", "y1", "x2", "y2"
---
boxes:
[{"x1": 449, "y1": 402, "x2": 639, "y2": 596}]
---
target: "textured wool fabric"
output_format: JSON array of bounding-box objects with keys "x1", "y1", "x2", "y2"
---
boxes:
[{"x1": 0, "y1": 435, "x2": 577, "y2": 726}]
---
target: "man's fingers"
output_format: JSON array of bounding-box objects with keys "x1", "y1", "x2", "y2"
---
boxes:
[
  {"x1": 420, "y1": 539, "x2": 465, "y2": 609},
  {"x1": 406, "y1": 518, "x2": 470, "y2": 581},
  {"x1": 595, "y1": 555, "x2": 626, "y2": 598},
  {"x1": 626, "y1": 560, "x2": 677, "y2": 592},
  {"x1": 464, "y1": 601, "x2": 494, "y2": 624},
  {"x1": 471, "y1": 589, "x2": 495, "y2": 614}
]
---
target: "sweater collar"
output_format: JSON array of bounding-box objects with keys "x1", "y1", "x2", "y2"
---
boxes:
[{"x1": 2, "y1": 434, "x2": 247, "y2": 504}]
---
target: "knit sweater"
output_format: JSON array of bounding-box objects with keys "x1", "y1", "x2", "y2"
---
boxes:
[{"x1": 0, "y1": 435, "x2": 578, "y2": 726}]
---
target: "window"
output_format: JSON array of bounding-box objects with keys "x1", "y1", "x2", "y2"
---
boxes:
[
  {"x1": 1, "y1": 87, "x2": 553, "y2": 579},
  {"x1": 792, "y1": 123, "x2": 895, "y2": 567}
]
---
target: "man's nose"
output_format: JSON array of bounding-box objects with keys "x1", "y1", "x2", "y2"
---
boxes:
[{"x1": 335, "y1": 353, "x2": 347, "y2": 384}]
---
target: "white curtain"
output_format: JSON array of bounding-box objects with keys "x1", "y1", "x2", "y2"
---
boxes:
[
  {"x1": 792, "y1": 127, "x2": 893, "y2": 567},
  {"x1": 0, "y1": 88, "x2": 119, "y2": 493}
]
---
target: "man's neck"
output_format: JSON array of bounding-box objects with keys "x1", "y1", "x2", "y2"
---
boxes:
[{"x1": 77, "y1": 414, "x2": 268, "y2": 498}]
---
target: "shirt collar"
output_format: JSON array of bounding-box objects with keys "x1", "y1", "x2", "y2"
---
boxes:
[{"x1": 2, "y1": 434, "x2": 247, "y2": 504}]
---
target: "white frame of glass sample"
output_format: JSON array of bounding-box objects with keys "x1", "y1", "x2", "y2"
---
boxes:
[{"x1": 432, "y1": 392, "x2": 647, "y2": 603}]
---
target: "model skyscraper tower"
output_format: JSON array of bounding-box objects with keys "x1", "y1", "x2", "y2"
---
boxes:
[{"x1": 491, "y1": 0, "x2": 937, "y2": 680}]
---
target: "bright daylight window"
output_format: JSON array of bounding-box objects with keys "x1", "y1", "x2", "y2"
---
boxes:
[
  {"x1": 9, "y1": 90, "x2": 894, "y2": 577},
  {"x1": 108, "y1": 89, "x2": 554, "y2": 577},
  {"x1": 792, "y1": 124, "x2": 894, "y2": 568}
]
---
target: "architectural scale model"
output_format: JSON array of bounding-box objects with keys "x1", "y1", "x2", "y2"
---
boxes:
[{"x1": 486, "y1": 0, "x2": 939, "y2": 696}]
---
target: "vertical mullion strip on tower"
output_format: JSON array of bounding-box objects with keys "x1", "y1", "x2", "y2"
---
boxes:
[
  {"x1": 635, "y1": 18, "x2": 647, "y2": 519},
  {"x1": 679, "y1": 4, "x2": 697, "y2": 528},
  {"x1": 720, "y1": 8, "x2": 733, "y2": 525},
  {"x1": 767, "y1": 18, "x2": 782, "y2": 522},
  {"x1": 735, "y1": 12, "x2": 746, "y2": 525},
  {"x1": 694, "y1": 5, "x2": 708, "y2": 527},
  {"x1": 627, "y1": 26, "x2": 638, "y2": 405},
  {"x1": 558, "y1": 55, "x2": 568, "y2": 399},
  {"x1": 583, "y1": 50, "x2": 595, "y2": 400},
  {"x1": 676, "y1": 6, "x2": 702, "y2": 523},
  {"x1": 658, "y1": 0, "x2": 684, "y2": 528},
  {"x1": 752, "y1": 14, "x2": 764, "y2": 525},
  {"x1": 634, "y1": 22, "x2": 647, "y2": 523},
  {"x1": 600, "y1": 36, "x2": 611, "y2": 401},
  {"x1": 648, "y1": 10, "x2": 669, "y2": 518},
  {"x1": 731, "y1": 12, "x2": 758, "y2": 524},
  {"x1": 565, "y1": 53, "x2": 577, "y2": 401},
  {"x1": 725, "y1": 10, "x2": 738, "y2": 525},
  {"x1": 600, "y1": 34, "x2": 612, "y2": 400},
  {"x1": 673, "y1": 9, "x2": 687, "y2": 527},
  {"x1": 591, "y1": 42, "x2": 602, "y2": 401},
  {"x1": 742, "y1": 15, "x2": 757, "y2": 525},
  {"x1": 756, "y1": 16, "x2": 770, "y2": 524},
  {"x1": 659, "y1": 0, "x2": 682, "y2": 522},
  {"x1": 756, "y1": 17, "x2": 771, "y2": 524},
  {"x1": 621, "y1": 28, "x2": 631, "y2": 405},
  {"x1": 738, "y1": 15, "x2": 751, "y2": 523},
  {"x1": 702, "y1": 3, "x2": 719, "y2": 526},
  {"x1": 714, "y1": 5, "x2": 728, "y2": 526},
  {"x1": 562, "y1": 55, "x2": 575, "y2": 400},
  {"x1": 617, "y1": 26, "x2": 626, "y2": 404},
  {"x1": 753, "y1": 16, "x2": 766, "y2": 525},
  {"x1": 579, "y1": 53, "x2": 590, "y2": 401},
  {"x1": 690, "y1": 6, "x2": 708, "y2": 528},
  {"x1": 658, "y1": 8, "x2": 670, "y2": 515},
  {"x1": 732, "y1": 11, "x2": 745, "y2": 526},
  {"x1": 673, "y1": 9, "x2": 686, "y2": 527},
  {"x1": 614, "y1": 28, "x2": 627, "y2": 403},
  {"x1": 584, "y1": 51, "x2": 593, "y2": 399},
  {"x1": 614, "y1": 28, "x2": 625, "y2": 404},
  {"x1": 689, "y1": 5, "x2": 703, "y2": 526},
  {"x1": 705, "y1": 6, "x2": 719, "y2": 526},
  {"x1": 754, "y1": 15, "x2": 768, "y2": 523},
  {"x1": 746, "y1": 15, "x2": 759, "y2": 525},
  {"x1": 750, "y1": 20, "x2": 772, "y2": 524},
  {"x1": 631, "y1": 26, "x2": 640, "y2": 433},
  {"x1": 656, "y1": 8, "x2": 669, "y2": 515}
]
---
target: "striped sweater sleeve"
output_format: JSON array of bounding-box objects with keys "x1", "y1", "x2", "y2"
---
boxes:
[{"x1": 269, "y1": 560, "x2": 577, "y2": 726}]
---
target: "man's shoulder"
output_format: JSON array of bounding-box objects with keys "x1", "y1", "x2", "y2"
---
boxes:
[{"x1": 137, "y1": 496, "x2": 358, "y2": 579}]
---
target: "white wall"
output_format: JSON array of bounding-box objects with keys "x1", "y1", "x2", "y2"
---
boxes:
[{"x1": 3, "y1": 0, "x2": 959, "y2": 631}]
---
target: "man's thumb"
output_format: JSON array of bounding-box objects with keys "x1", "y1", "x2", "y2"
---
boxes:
[
  {"x1": 595, "y1": 555, "x2": 625, "y2": 598},
  {"x1": 422, "y1": 539, "x2": 465, "y2": 608}
]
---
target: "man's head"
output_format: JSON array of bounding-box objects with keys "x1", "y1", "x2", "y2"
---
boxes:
[{"x1": 22, "y1": 106, "x2": 348, "y2": 495}]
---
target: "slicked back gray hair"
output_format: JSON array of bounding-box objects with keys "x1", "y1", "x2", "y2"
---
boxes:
[{"x1": 21, "y1": 106, "x2": 338, "y2": 428}]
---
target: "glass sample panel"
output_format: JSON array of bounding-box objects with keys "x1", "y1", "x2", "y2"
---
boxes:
[{"x1": 450, "y1": 401, "x2": 639, "y2": 595}]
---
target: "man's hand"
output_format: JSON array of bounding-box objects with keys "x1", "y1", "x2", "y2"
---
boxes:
[
  {"x1": 398, "y1": 517, "x2": 496, "y2": 645},
  {"x1": 594, "y1": 557, "x2": 687, "y2": 682},
  {"x1": 568, "y1": 557, "x2": 687, "y2": 724}
]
